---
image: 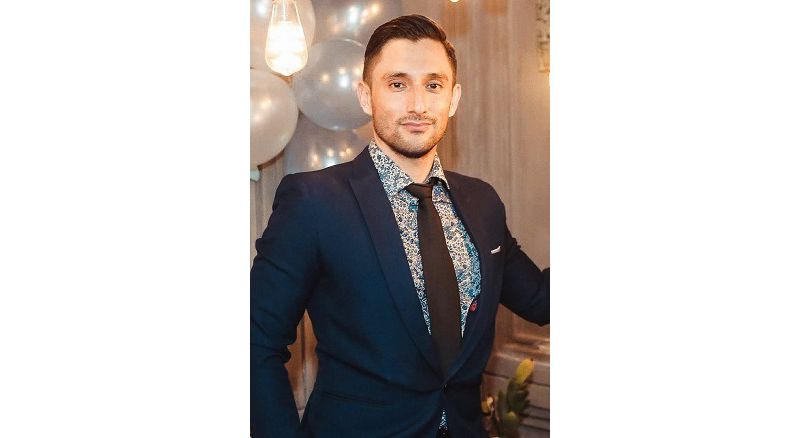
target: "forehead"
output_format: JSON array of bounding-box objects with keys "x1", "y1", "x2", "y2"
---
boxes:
[{"x1": 370, "y1": 38, "x2": 453, "y2": 80}]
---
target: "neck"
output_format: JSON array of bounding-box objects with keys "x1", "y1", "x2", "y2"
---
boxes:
[{"x1": 373, "y1": 137, "x2": 437, "y2": 184}]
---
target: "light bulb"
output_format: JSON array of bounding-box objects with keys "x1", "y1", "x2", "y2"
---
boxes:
[{"x1": 265, "y1": 0, "x2": 308, "y2": 76}]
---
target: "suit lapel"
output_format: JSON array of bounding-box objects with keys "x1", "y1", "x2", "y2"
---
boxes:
[
  {"x1": 444, "y1": 172, "x2": 496, "y2": 380},
  {"x1": 348, "y1": 147, "x2": 441, "y2": 377}
]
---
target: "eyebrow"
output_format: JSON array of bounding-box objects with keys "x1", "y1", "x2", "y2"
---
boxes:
[{"x1": 381, "y1": 72, "x2": 450, "y2": 83}]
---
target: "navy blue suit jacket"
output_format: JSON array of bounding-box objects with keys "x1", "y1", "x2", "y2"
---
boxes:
[{"x1": 251, "y1": 146, "x2": 549, "y2": 437}]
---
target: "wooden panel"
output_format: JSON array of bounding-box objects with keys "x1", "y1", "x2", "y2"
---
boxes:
[
  {"x1": 507, "y1": 0, "x2": 550, "y2": 268},
  {"x1": 301, "y1": 311, "x2": 318, "y2": 403},
  {"x1": 505, "y1": 0, "x2": 551, "y2": 363}
]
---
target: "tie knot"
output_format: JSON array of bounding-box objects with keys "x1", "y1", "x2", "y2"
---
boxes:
[{"x1": 406, "y1": 182, "x2": 434, "y2": 200}]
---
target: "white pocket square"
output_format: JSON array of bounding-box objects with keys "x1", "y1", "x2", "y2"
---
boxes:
[{"x1": 490, "y1": 245, "x2": 501, "y2": 254}]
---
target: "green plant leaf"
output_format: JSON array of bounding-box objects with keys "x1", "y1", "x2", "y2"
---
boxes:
[
  {"x1": 507, "y1": 379, "x2": 519, "y2": 397},
  {"x1": 497, "y1": 389, "x2": 508, "y2": 419},
  {"x1": 509, "y1": 390, "x2": 528, "y2": 413},
  {"x1": 503, "y1": 411, "x2": 521, "y2": 431}
]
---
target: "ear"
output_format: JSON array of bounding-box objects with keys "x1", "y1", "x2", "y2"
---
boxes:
[
  {"x1": 356, "y1": 80, "x2": 373, "y2": 116},
  {"x1": 448, "y1": 83, "x2": 462, "y2": 117}
]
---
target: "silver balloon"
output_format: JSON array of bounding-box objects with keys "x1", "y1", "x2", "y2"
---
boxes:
[
  {"x1": 251, "y1": 0, "x2": 316, "y2": 71},
  {"x1": 283, "y1": 114, "x2": 366, "y2": 174},
  {"x1": 293, "y1": 39, "x2": 371, "y2": 131},
  {"x1": 312, "y1": 0, "x2": 403, "y2": 45},
  {"x1": 251, "y1": 69, "x2": 299, "y2": 170}
]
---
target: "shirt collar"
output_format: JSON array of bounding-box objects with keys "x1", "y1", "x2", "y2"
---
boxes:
[{"x1": 368, "y1": 139, "x2": 450, "y2": 197}]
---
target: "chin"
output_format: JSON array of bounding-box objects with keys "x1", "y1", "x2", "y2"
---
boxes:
[
  {"x1": 393, "y1": 135, "x2": 436, "y2": 158},
  {"x1": 374, "y1": 120, "x2": 445, "y2": 159},
  {"x1": 403, "y1": 146, "x2": 435, "y2": 159}
]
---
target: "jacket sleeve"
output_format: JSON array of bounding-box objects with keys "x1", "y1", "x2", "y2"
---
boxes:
[
  {"x1": 251, "y1": 174, "x2": 320, "y2": 437},
  {"x1": 498, "y1": 223, "x2": 550, "y2": 326}
]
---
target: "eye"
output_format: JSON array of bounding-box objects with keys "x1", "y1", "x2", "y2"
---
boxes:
[
  {"x1": 389, "y1": 82, "x2": 405, "y2": 89},
  {"x1": 427, "y1": 83, "x2": 443, "y2": 90}
]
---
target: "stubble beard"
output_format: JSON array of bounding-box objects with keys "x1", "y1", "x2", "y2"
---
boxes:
[{"x1": 373, "y1": 114, "x2": 448, "y2": 159}]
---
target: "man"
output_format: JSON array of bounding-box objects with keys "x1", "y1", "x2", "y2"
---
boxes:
[{"x1": 251, "y1": 14, "x2": 549, "y2": 438}]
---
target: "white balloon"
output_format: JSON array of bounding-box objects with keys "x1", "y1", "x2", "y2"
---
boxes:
[
  {"x1": 292, "y1": 39, "x2": 371, "y2": 131},
  {"x1": 312, "y1": 0, "x2": 403, "y2": 45},
  {"x1": 251, "y1": 0, "x2": 316, "y2": 71},
  {"x1": 251, "y1": 69, "x2": 299, "y2": 170},
  {"x1": 283, "y1": 114, "x2": 365, "y2": 174}
]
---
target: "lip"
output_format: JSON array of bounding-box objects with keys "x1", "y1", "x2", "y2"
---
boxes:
[{"x1": 402, "y1": 122, "x2": 432, "y2": 130}]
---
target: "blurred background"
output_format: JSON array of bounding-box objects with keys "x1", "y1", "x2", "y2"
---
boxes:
[{"x1": 250, "y1": 1, "x2": 549, "y2": 435}]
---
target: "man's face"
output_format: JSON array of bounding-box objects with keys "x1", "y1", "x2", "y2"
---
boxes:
[{"x1": 357, "y1": 38, "x2": 461, "y2": 159}]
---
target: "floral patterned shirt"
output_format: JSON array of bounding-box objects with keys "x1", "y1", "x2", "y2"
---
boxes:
[{"x1": 368, "y1": 140, "x2": 482, "y2": 430}]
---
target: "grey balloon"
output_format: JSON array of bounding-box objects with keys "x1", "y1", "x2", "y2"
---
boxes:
[
  {"x1": 292, "y1": 39, "x2": 371, "y2": 131},
  {"x1": 312, "y1": 0, "x2": 403, "y2": 45},
  {"x1": 283, "y1": 114, "x2": 368, "y2": 174}
]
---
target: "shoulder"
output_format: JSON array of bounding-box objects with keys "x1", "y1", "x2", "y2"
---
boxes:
[
  {"x1": 274, "y1": 159, "x2": 355, "y2": 201},
  {"x1": 443, "y1": 170, "x2": 504, "y2": 204}
]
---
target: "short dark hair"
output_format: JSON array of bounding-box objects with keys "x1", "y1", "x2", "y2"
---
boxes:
[{"x1": 363, "y1": 14, "x2": 457, "y2": 86}]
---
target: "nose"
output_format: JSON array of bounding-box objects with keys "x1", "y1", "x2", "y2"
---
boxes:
[{"x1": 407, "y1": 85, "x2": 428, "y2": 115}]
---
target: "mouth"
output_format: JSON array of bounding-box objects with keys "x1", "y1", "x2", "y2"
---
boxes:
[{"x1": 401, "y1": 121, "x2": 433, "y2": 132}]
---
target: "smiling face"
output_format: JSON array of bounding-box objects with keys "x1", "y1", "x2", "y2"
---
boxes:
[{"x1": 357, "y1": 38, "x2": 461, "y2": 159}]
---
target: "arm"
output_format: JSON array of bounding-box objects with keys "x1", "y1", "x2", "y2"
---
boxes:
[
  {"x1": 498, "y1": 224, "x2": 550, "y2": 325},
  {"x1": 251, "y1": 174, "x2": 320, "y2": 437}
]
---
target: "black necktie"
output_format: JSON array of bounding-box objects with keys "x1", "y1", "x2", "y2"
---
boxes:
[{"x1": 406, "y1": 181, "x2": 461, "y2": 377}]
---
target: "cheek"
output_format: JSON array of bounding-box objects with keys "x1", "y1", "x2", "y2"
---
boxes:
[
  {"x1": 372, "y1": 96, "x2": 404, "y2": 118},
  {"x1": 429, "y1": 93, "x2": 452, "y2": 111}
]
